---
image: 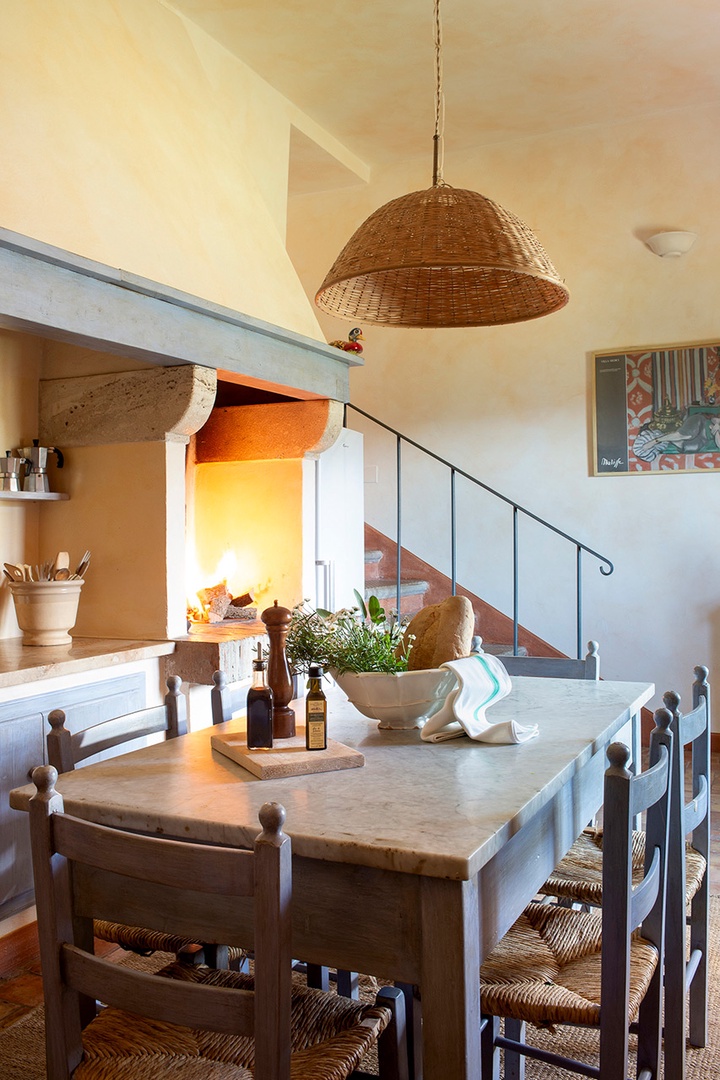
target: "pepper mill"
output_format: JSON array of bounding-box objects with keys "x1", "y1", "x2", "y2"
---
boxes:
[{"x1": 260, "y1": 599, "x2": 295, "y2": 739}]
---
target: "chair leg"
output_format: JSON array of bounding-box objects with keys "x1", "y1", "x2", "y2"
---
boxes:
[
  {"x1": 688, "y1": 885, "x2": 709, "y2": 1048},
  {"x1": 480, "y1": 1014, "x2": 500, "y2": 1080},
  {"x1": 662, "y1": 904, "x2": 688, "y2": 1079},
  {"x1": 394, "y1": 982, "x2": 422, "y2": 1080},
  {"x1": 305, "y1": 963, "x2": 331, "y2": 991},
  {"x1": 201, "y1": 944, "x2": 230, "y2": 969},
  {"x1": 503, "y1": 1018, "x2": 526, "y2": 1080},
  {"x1": 376, "y1": 986, "x2": 409, "y2": 1080},
  {"x1": 337, "y1": 969, "x2": 360, "y2": 999}
]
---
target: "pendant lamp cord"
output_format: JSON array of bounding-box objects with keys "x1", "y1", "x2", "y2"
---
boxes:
[{"x1": 432, "y1": 0, "x2": 445, "y2": 186}]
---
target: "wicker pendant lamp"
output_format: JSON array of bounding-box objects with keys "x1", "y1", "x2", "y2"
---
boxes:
[{"x1": 315, "y1": 1, "x2": 569, "y2": 329}]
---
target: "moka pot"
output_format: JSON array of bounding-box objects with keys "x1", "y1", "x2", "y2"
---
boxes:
[
  {"x1": 0, "y1": 453, "x2": 30, "y2": 492},
  {"x1": 16, "y1": 440, "x2": 64, "y2": 493}
]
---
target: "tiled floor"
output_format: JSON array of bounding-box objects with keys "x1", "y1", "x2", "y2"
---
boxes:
[{"x1": 1, "y1": 751, "x2": 718, "y2": 1033}]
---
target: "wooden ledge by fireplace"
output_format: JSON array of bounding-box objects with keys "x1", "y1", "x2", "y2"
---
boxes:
[{"x1": 167, "y1": 621, "x2": 266, "y2": 687}]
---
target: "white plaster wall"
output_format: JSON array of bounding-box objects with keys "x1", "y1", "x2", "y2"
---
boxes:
[{"x1": 288, "y1": 104, "x2": 720, "y2": 722}]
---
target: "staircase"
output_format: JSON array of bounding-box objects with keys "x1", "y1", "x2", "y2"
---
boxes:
[
  {"x1": 346, "y1": 403, "x2": 614, "y2": 661},
  {"x1": 364, "y1": 524, "x2": 553, "y2": 658}
]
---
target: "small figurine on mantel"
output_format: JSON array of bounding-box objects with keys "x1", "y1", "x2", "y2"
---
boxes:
[{"x1": 328, "y1": 327, "x2": 364, "y2": 354}]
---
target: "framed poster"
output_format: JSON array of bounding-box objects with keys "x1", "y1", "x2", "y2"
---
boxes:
[{"x1": 592, "y1": 340, "x2": 720, "y2": 475}]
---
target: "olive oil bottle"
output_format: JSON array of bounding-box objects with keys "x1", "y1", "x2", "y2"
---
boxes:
[{"x1": 305, "y1": 663, "x2": 327, "y2": 751}]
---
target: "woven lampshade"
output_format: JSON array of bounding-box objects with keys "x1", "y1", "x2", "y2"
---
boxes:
[{"x1": 315, "y1": 183, "x2": 569, "y2": 328}]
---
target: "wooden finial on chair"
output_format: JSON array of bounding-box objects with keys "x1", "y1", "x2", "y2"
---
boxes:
[
  {"x1": 606, "y1": 741, "x2": 631, "y2": 772},
  {"x1": 652, "y1": 706, "x2": 673, "y2": 733},
  {"x1": 258, "y1": 801, "x2": 287, "y2": 844},
  {"x1": 32, "y1": 764, "x2": 58, "y2": 795},
  {"x1": 663, "y1": 689, "x2": 681, "y2": 715},
  {"x1": 47, "y1": 709, "x2": 66, "y2": 734},
  {"x1": 694, "y1": 665, "x2": 709, "y2": 689}
]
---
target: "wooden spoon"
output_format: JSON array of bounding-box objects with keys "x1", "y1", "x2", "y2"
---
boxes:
[{"x1": 53, "y1": 551, "x2": 70, "y2": 580}]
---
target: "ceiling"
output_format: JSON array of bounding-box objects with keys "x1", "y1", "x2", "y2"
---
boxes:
[{"x1": 171, "y1": 0, "x2": 720, "y2": 176}]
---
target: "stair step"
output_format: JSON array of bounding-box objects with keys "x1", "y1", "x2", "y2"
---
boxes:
[
  {"x1": 367, "y1": 579, "x2": 429, "y2": 599},
  {"x1": 481, "y1": 643, "x2": 529, "y2": 657},
  {"x1": 364, "y1": 549, "x2": 383, "y2": 565}
]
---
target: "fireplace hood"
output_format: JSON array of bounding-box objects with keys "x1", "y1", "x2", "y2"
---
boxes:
[
  {"x1": 0, "y1": 227, "x2": 364, "y2": 643},
  {"x1": 0, "y1": 226, "x2": 360, "y2": 401}
]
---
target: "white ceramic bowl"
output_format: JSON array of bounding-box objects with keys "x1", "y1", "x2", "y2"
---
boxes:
[{"x1": 332, "y1": 668, "x2": 455, "y2": 729}]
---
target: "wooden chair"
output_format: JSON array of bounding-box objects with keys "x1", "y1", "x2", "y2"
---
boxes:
[
  {"x1": 538, "y1": 666, "x2": 710, "y2": 1079},
  {"x1": 45, "y1": 676, "x2": 217, "y2": 963},
  {"x1": 496, "y1": 640, "x2": 600, "y2": 680},
  {"x1": 479, "y1": 711, "x2": 673, "y2": 1080},
  {"x1": 211, "y1": 667, "x2": 247, "y2": 725},
  {"x1": 47, "y1": 674, "x2": 187, "y2": 773},
  {"x1": 28, "y1": 765, "x2": 408, "y2": 1080}
]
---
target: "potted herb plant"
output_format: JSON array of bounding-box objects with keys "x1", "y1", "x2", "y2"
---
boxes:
[{"x1": 286, "y1": 592, "x2": 454, "y2": 729}]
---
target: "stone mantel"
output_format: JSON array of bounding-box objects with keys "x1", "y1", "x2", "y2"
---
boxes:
[{"x1": 0, "y1": 227, "x2": 360, "y2": 401}]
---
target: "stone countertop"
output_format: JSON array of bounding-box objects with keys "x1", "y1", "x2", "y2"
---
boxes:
[
  {"x1": 10, "y1": 677, "x2": 653, "y2": 880},
  {"x1": 0, "y1": 637, "x2": 176, "y2": 690}
]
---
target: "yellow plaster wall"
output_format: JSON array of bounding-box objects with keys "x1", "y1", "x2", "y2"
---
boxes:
[
  {"x1": 0, "y1": 0, "x2": 322, "y2": 339},
  {"x1": 288, "y1": 104, "x2": 720, "y2": 712},
  {"x1": 27, "y1": 442, "x2": 181, "y2": 640},
  {"x1": 0, "y1": 332, "x2": 43, "y2": 639}
]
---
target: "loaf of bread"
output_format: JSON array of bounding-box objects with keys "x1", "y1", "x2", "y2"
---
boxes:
[{"x1": 404, "y1": 595, "x2": 474, "y2": 670}]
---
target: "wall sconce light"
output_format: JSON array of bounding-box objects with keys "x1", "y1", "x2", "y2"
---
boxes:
[{"x1": 645, "y1": 231, "x2": 697, "y2": 258}]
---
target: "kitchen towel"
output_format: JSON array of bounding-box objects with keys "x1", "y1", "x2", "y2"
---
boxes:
[{"x1": 420, "y1": 651, "x2": 539, "y2": 744}]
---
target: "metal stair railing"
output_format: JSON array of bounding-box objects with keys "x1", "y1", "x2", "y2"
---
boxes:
[{"x1": 344, "y1": 403, "x2": 614, "y2": 658}]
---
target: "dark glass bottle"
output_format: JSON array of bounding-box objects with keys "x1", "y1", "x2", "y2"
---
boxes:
[
  {"x1": 246, "y1": 644, "x2": 273, "y2": 749},
  {"x1": 305, "y1": 663, "x2": 327, "y2": 751}
]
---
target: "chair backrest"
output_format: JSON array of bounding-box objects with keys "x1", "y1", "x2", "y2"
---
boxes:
[
  {"x1": 663, "y1": 665, "x2": 711, "y2": 871},
  {"x1": 28, "y1": 765, "x2": 291, "y2": 1080},
  {"x1": 497, "y1": 640, "x2": 600, "y2": 680},
  {"x1": 211, "y1": 668, "x2": 245, "y2": 726},
  {"x1": 598, "y1": 710, "x2": 672, "y2": 1074},
  {"x1": 47, "y1": 674, "x2": 187, "y2": 773},
  {"x1": 661, "y1": 666, "x2": 711, "y2": 1075}
]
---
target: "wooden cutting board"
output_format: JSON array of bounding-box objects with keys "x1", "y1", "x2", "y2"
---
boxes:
[{"x1": 211, "y1": 729, "x2": 365, "y2": 779}]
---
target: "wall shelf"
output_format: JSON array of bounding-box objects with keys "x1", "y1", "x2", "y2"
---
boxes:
[{"x1": 0, "y1": 491, "x2": 69, "y2": 501}]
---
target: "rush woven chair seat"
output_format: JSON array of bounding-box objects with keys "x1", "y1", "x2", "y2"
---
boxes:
[
  {"x1": 480, "y1": 711, "x2": 673, "y2": 1080},
  {"x1": 61, "y1": 965, "x2": 394, "y2": 1080},
  {"x1": 540, "y1": 824, "x2": 706, "y2": 907},
  {"x1": 538, "y1": 665, "x2": 711, "y2": 1079},
  {"x1": 46, "y1": 677, "x2": 243, "y2": 969},
  {"x1": 479, "y1": 900, "x2": 658, "y2": 1030},
  {"x1": 28, "y1": 767, "x2": 407, "y2": 1080}
]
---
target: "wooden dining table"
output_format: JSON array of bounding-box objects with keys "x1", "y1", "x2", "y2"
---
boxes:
[{"x1": 10, "y1": 675, "x2": 654, "y2": 1080}]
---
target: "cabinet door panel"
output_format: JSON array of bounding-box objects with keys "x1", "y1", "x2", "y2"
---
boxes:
[{"x1": 0, "y1": 673, "x2": 146, "y2": 918}]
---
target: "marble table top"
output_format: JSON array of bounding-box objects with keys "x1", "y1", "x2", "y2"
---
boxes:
[{"x1": 11, "y1": 677, "x2": 653, "y2": 881}]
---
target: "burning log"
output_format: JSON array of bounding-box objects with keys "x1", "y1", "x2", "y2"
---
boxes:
[
  {"x1": 229, "y1": 590, "x2": 254, "y2": 609},
  {"x1": 196, "y1": 583, "x2": 232, "y2": 621},
  {"x1": 190, "y1": 584, "x2": 257, "y2": 623}
]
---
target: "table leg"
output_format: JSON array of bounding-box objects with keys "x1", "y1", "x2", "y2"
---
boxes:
[{"x1": 420, "y1": 874, "x2": 482, "y2": 1079}]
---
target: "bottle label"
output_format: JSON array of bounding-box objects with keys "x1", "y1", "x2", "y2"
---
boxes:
[
  {"x1": 306, "y1": 718, "x2": 326, "y2": 750},
  {"x1": 307, "y1": 700, "x2": 325, "y2": 715}
]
